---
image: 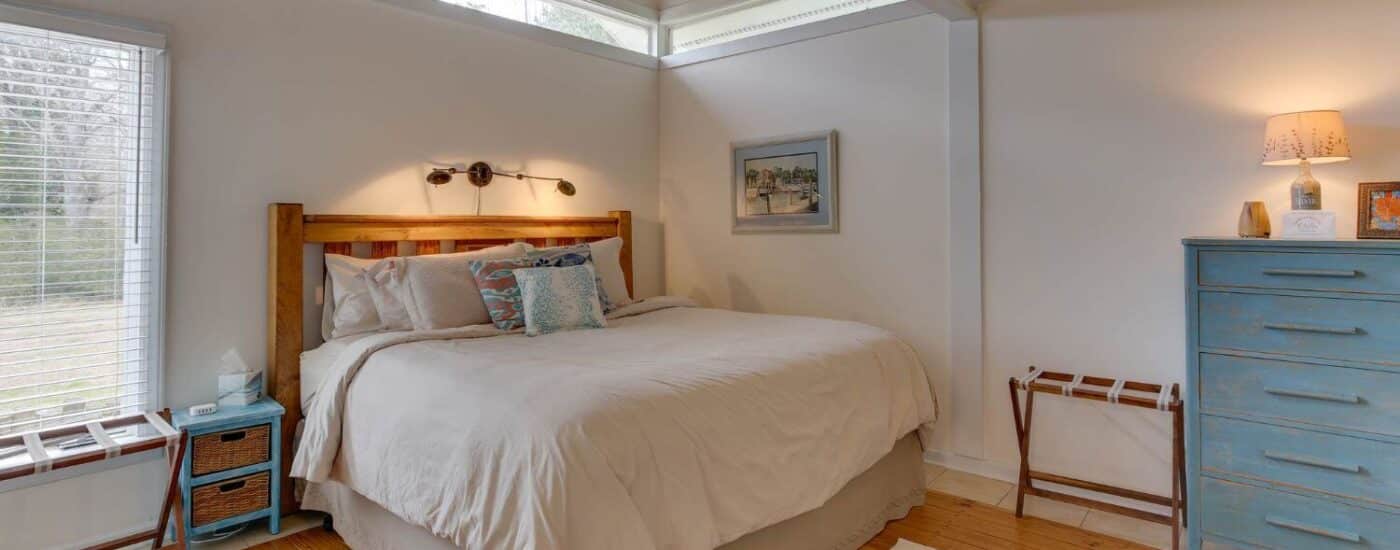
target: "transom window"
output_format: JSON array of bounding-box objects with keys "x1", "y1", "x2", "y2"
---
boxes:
[
  {"x1": 440, "y1": 0, "x2": 654, "y2": 55},
  {"x1": 666, "y1": 0, "x2": 906, "y2": 54},
  {"x1": 0, "y1": 20, "x2": 165, "y2": 436}
]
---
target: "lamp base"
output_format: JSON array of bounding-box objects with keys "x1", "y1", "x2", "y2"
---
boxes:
[{"x1": 1279, "y1": 210, "x2": 1337, "y2": 240}]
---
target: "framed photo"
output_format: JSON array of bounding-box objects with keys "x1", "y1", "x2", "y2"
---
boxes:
[
  {"x1": 732, "y1": 130, "x2": 837, "y2": 233},
  {"x1": 1358, "y1": 181, "x2": 1400, "y2": 239}
]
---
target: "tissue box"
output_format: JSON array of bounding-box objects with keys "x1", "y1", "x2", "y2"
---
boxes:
[{"x1": 217, "y1": 371, "x2": 263, "y2": 407}]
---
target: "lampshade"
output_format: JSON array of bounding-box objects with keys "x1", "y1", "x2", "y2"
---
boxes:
[{"x1": 1261, "y1": 110, "x2": 1351, "y2": 166}]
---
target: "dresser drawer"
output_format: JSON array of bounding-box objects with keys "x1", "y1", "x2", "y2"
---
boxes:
[
  {"x1": 191, "y1": 471, "x2": 270, "y2": 527},
  {"x1": 1199, "y1": 292, "x2": 1400, "y2": 364},
  {"x1": 1199, "y1": 354, "x2": 1400, "y2": 436},
  {"x1": 1201, "y1": 477, "x2": 1400, "y2": 549},
  {"x1": 1199, "y1": 250, "x2": 1400, "y2": 295},
  {"x1": 1201, "y1": 415, "x2": 1400, "y2": 508},
  {"x1": 191, "y1": 423, "x2": 271, "y2": 476}
]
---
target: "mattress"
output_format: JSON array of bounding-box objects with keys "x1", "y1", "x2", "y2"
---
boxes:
[{"x1": 292, "y1": 297, "x2": 938, "y2": 550}]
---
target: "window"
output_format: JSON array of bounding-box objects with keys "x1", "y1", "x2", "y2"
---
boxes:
[
  {"x1": 666, "y1": 0, "x2": 905, "y2": 53},
  {"x1": 440, "y1": 0, "x2": 653, "y2": 55},
  {"x1": 0, "y1": 20, "x2": 165, "y2": 436}
]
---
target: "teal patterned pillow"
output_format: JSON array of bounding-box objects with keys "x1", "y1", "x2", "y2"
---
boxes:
[
  {"x1": 469, "y1": 245, "x2": 611, "y2": 330},
  {"x1": 513, "y1": 264, "x2": 607, "y2": 336}
]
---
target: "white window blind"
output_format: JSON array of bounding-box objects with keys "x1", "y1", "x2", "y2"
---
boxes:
[{"x1": 0, "y1": 20, "x2": 163, "y2": 437}]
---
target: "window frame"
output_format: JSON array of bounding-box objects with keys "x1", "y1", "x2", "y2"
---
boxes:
[
  {"x1": 0, "y1": 0, "x2": 169, "y2": 477},
  {"x1": 658, "y1": 0, "x2": 930, "y2": 66},
  {"x1": 380, "y1": 0, "x2": 660, "y2": 68}
]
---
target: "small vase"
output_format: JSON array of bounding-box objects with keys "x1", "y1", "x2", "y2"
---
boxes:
[{"x1": 1238, "y1": 201, "x2": 1271, "y2": 238}]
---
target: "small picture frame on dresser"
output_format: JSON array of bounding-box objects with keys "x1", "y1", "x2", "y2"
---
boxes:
[{"x1": 1357, "y1": 181, "x2": 1400, "y2": 239}]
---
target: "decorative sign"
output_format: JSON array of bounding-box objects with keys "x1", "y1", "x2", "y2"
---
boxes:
[{"x1": 1280, "y1": 210, "x2": 1337, "y2": 240}]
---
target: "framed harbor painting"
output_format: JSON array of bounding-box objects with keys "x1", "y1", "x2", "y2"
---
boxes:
[{"x1": 732, "y1": 130, "x2": 837, "y2": 233}]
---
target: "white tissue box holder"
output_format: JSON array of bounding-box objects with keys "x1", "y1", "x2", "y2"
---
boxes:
[{"x1": 217, "y1": 371, "x2": 263, "y2": 407}]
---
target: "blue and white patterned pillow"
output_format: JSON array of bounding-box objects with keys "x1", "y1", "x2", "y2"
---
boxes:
[{"x1": 513, "y1": 264, "x2": 607, "y2": 337}]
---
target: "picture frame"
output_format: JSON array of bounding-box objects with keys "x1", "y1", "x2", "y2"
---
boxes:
[
  {"x1": 731, "y1": 130, "x2": 838, "y2": 233},
  {"x1": 1357, "y1": 181, "x2": 1400, "y2": 239}
]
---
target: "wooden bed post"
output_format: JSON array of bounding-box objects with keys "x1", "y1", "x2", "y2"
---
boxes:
[
  {"x1": 609, "y1": 210, "x2": 633, "y2": 296},
  {"x1": 267, "y1": 203, "x2": 303, "y2": 514}
]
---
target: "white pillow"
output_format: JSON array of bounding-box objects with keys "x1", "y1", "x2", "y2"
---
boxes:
[
  {"x1": 361, "y1": 258, "x2": 413, "y2": 332},
  {"x1": 402, "y1": 243, "x2": 530, "y2": 330},
  {"x1": 586, "y1": 237, "x2": 632, "y2": 309},
  {"x1": 324, "y1": 254, "x2": 381, "y2": 338}
]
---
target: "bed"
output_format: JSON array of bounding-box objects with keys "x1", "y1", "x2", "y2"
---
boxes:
[{"x1": 267, "y1": 204, "x2": 938, "y2": 549}]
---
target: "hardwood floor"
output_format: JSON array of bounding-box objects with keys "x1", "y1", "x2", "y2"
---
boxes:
[{"x1": 248, "y1": 490, "x2": 1152, "y2": 550}]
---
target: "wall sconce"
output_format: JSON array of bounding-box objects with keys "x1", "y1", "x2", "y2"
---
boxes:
[{"x1": 427, "y1": 161, "x2": 576, "y2": 196}]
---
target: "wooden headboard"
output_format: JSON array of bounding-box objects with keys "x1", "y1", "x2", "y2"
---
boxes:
[{"x1": 266, "y1": 203, "x2": 632, "y2": 512}]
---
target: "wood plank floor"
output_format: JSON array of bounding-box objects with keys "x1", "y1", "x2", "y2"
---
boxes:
[{"x1": 248, "y1": 490, "x2": 1152, "y2": 550}]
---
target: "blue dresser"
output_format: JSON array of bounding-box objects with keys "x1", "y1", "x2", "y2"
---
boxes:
[{"x1": 1185, "y1": 239, "x2": 1400, "y2": 549}]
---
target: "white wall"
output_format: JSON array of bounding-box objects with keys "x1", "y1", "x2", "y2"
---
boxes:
[
  {"x1": 980, "y1": 0, "x2": 1400, "y2": 495},
  {"x1": 659, "y1": 14, "x2": 953, "y2": 446},
  {"x1": 3, "y1": 0, "x2": 659, "y2": 546}
]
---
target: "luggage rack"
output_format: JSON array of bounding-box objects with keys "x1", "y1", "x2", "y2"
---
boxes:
[
  {"x1": 0, "y1": 410, "x2": 189, "y2": 549},
  {"x1": 1008, "y1": 367, "x2": 1185, "y2": 550}
]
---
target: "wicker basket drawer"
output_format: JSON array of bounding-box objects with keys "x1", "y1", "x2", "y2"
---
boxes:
[
  {"x1": 191, "y1": 424, "x2": 270, "y2": 476},
  {"x1": 191, "y1": 472, "x2": 270, "y2": 527}
]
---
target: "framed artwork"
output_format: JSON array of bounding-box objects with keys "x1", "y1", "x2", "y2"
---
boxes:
[
  {"x1": 732, "y1": 130, "x2": 837, "y2": 233},
  {"x1": 1357, "y1": 181, "x2": 1400, "y2": 239}
]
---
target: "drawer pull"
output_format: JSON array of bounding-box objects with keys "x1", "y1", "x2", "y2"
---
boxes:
[
  {"x1": 1264, "y1": 386, "x2": 1362, "y2": 404},
  {"x1": 219, "y1": 430, "x2": 247, "y2": 442},
  {"x1": 1262, "y1": 268, "x2": 1359, "y2": 278},
  {"x1": 1264, "y1": 515, "x2": 1362, "y2": 543},
  {"x1": 219, "y1": 480, "x2": 246, "y2": 493},
  {"x1": 1263, "y1": 322, "x2": 1360, "y2": 335},
  {"x1": 1263, "y1": 450, "x2": 1363, "y2": 473}
]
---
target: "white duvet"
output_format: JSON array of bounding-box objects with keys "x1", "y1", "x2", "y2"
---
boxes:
[{"x1": 292, "y1": 297, "x2": 937, "y2": 550}]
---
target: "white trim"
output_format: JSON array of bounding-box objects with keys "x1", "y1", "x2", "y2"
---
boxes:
[
  {"x1": 148, "y1": 47, "x2": 171, "y2": 413},
  {"x1": 946, "y1": 17, "x2": 983, "y2": 458},
  {"x1": 0, "y1": 0, "x2": 166, "y2": 48},
  {"x1": 917, "y1": 0, "x2": 976, "y2": 20},
  {"x1": 376, "y1": 0, "x2": 659, "y2": 69},
  {"x1": 658, "y1": 1, "x2": 930, "y2": 68},
  {"x1": 588, "y1": 0, "x2": 659, "y2": 22},
  {"x1": 660, "y1": 0, "x2": 759, "y2": 25}
]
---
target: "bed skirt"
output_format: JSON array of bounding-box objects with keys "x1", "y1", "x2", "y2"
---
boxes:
[{"x1": 302, "y1": 432, "x2": 926, "y2": 550}]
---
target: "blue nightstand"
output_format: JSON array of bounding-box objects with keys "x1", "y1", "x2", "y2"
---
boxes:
[{"x1": 172, "y1": 398, "x2": 284, "y2": 538}]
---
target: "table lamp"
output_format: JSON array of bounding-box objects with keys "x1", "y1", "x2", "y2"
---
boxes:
[{"x1": 1261, "y1": 110, "x2": 1350, "y2": 239}]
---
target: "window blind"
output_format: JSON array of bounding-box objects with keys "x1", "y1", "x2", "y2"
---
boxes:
[{"x1": 0, "y1": 21, "x2": 161, "y2": 436}]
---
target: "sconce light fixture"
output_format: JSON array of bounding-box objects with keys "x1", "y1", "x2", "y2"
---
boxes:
[{"x1": 427, "y1": 161, "x2": 576, "y2": 196}]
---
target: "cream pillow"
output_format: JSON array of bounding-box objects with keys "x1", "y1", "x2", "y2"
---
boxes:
[
  {"x1": 361, "y1": 258, "x2": 413, "y2": 332},
  {"x1": 586, "y1": 237, "x2": 632, "y2": 310},
  {"x1": 324, "y1": 254, "x2": 381, "y2": 338},
  {"x1": 402, "y1": 243, "x2": 530, "y2": 330}
]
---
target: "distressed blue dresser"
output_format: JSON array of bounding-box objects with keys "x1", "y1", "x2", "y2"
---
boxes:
[{"x1": 1185, "y1": 238, "x2": 1400, "y2": 549}]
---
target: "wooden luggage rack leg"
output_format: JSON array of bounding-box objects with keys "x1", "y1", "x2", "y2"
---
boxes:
[{"x1": 1009, "y1": 367, "x2": 1185, "y2": 550}]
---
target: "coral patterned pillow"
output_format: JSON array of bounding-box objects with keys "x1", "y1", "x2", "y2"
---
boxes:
[
  {"x1": 514, "y1": 264, "x2": 607, "y2": 336},
  {"x1": 468, "y1": 244, "x2": 607, "y2": 330}
]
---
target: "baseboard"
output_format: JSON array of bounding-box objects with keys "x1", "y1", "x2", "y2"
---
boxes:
[
  {"x1": 59, "y1": 523, "x2": 154, "y2": 550},
  {"x1": 923, "y1": 450, "x2": 1171, "y2": 517}
]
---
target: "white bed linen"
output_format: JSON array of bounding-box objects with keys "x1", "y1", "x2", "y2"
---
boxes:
[
  {"x1": 293, "y1": 298, "x2": 937, "y2": 550},
  {"x1": 300, "y1": 333, "x2": 373, "y2": 409}
]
